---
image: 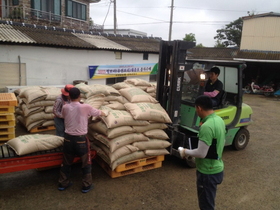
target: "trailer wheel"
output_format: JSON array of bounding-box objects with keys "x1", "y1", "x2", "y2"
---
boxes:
[
  {"x1": 185, "y1": 156, "x2": 196, "y2": 168},
  {"x1": 232, "y1": 128, "x2": 250, "y2": 150}
]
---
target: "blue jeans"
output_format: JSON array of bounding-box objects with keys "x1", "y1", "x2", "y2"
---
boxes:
[
  {"x1": 54, "y1": 117, "x2": 65, "y2": 137},
  {"x1": 197, "y1": 170, "x2": 224, "y2": 210}
]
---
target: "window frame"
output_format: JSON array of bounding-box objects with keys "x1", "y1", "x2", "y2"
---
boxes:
[{"x1": 66, "y1": 0, "x2": 87, "y2": 21}]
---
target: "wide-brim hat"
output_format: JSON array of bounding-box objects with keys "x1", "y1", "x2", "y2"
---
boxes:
[{"x1": 61, "y1": 84, "x2": 75, "y2": 96}]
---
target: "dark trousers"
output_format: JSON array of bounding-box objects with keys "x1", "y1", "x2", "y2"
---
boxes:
[
  {"x1": 197, "y1": 170, "x2": 224, "y2": 210},
  {"x1": 58, "y1": 134, "x2": 92, "y2": 188},
  {"x1": 54, "y1": 117, "x2": 65, "y2": 137}
]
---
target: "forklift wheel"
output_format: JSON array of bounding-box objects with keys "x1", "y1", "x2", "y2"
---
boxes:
[
  {"x1": 232, "y1": 128, "x2": 250, "y2": 150},
  {"x1": 185, "y1": 156, "x2": 196, "y2": 168}
]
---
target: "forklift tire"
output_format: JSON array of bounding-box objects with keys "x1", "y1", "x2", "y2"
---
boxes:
[
  {"x1": 232, "y1": 128, "x2": 250, "y2": 150},
  {"x1": 185, "y1": 156, "x2": 196, "y2": 168}
]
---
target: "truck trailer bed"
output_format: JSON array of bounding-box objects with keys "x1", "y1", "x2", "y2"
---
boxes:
[{"x1": 0, "y1": 144, "x2": 96, "y2": 174}]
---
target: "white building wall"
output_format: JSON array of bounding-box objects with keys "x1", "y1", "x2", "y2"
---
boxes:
[{"x1": 0, "y1": 45, "x2": 159, "y2": 88}]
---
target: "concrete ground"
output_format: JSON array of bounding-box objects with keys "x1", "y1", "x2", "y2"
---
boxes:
[{"x1": 0, "y1": 94, "x2": 280, "y2": 210}]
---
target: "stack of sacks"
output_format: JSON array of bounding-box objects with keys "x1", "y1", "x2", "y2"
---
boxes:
[
  {"x1": 112, "y1": 78, "x2": 157, "y2": 98},
  {"x1": 88, "y1": 86, "x2": 171, "y2": 171},
  {"x1": 14, "y1": 86, "x2": 60, "y2": 131}
]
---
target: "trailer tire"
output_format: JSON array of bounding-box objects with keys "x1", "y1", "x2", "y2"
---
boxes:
[{"x1": 232, "y1": 128, "x2": 250, "y2": 150}]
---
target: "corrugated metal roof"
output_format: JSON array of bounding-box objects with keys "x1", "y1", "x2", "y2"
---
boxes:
[
  {"x1": 0, "y1": 24, "x2": 36, "y2": 43},
  {"x1": 73, "y1": 33, "x2": 130, "y2": 51},
  {"x1": 188, "y1": 48, "x2": 238, "y2": 60},
  {"x1": 236, "y1": 50, "x2": 280, "y2": 60},
  {"x1": 0, "y1": 21, "x2": 160, "y2": 52}
]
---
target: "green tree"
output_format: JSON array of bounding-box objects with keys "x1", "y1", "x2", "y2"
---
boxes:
[
  {"x1": 195, "y1": 43, "x2": 204, "y2": 48},
  {"x1": 214, "y1": 17, "x2": 243, "y2": 47},
  {"x1": 214, "y1": 40, "x2": 226, "y2": 48},
  {"x1": 183, "y1": 33, "x2": 196, "y2": 42}
]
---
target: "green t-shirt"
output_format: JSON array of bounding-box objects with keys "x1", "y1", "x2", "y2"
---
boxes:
[{"x1": 195, "y1": 113, "x2": 226, "y2": 174}]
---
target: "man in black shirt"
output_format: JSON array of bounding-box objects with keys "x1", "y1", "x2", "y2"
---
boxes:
[{"x1": 204, "y1": 67, "x2": 223, "y2": 107}]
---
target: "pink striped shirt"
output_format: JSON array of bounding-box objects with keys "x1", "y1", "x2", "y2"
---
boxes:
[{"x1": 62, "y1": 102, "x2": 101, "y2": 135}]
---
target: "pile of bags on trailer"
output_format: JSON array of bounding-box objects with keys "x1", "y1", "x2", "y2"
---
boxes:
[{"x1": 8, "y1": 79, "x2": 171, "y2": 167}]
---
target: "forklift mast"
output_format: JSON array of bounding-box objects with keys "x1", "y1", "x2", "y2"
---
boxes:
[{"x1": 156, "y1": 40, "x2": 196, "y2": 126}]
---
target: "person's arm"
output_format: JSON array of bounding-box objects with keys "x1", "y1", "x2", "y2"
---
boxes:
[
  {"x1": 53, "y1": 97, "x2": 64, "y2": 118},
  {"x1": 204, "y1": 91, "x2": 219, "y2": 98},
  {"x1": 182, "y1": 140, "x2": 210, "y2": 158}
]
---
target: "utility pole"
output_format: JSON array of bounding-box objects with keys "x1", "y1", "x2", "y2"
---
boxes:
[
  {"x1": 168, "y1": 0, "x2": 174, "y2": 41},
  {"x1": 114, "y1": 0, "x2": 117, "y2": 34}
]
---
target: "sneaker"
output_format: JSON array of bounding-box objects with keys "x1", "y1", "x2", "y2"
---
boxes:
[
  {"x1": 178, "y1": 147, "x2": 186, "y2": 159},
  {"x1": 81, "y1": 184, "x2": 94, "y2": 193},
  {"x1": 58, "y1": 182, "x2": 73, "y2": 191}
]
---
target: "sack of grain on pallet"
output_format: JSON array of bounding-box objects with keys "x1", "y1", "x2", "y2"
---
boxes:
[
  {"x1": 124, "y1": 79, "x2": 157, "y2": 98},
  {"x1": 6, "y1": 134, "x2": 64, "y2": 156},
  {"x1": 14, "y1": 86, "x2": 60, "y2": 131}
]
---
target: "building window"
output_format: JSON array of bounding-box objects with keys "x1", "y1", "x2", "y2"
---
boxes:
[
  {"x1": 12, "y1": 0, "x2": 19, "y2": 6},
  {"x1": 106, "y1": 77, "x2": 126, "y2": 85},
  {"x1": 115, "y1": 51, "x2": 122, "y2": 60},
  {"x1": 66, "y1": 0, "x2": 87, "y2": 21},
  {"x1": 31, "y1": 0, "x2": 61, "y2": 21},
  {"x1": 143, "y1": 53, "x2": 149, "y2": 60}
]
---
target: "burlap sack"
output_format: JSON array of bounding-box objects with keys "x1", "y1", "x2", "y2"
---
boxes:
[
  {"x1": 88, "y1": 121, "x2": 134, "y2": 139},
  {"x1": 132, "y1": 139, "x2": 171, "y2": 150},
  {"x1": 21, "y1": 104, "x2": 45, "y2": 117},
  {"x1": 124, "y1": 78, "x2": 152, "y2": 86},
  {"x1": 124, "y1": 103, "x2": 171, "y2": 123},
  {"x1": 25, "y1": 112, "x2": 54, "y2": 126},
  {"x1": 6, "y1": 134, "x2": 64, "y2": 156},
  {"x1": 111, "y1": 151, "x2": 147, "y2": 171},
  {"x1": 143, "y1": 129, "x2": 169, "y2": 140},
  {"x1": 17, "y1": 86, "x2": 41, "y2": 97},
  {"x1": 44, "y1": 106, "x2": 53, "y2": 113},
  {"x1": 146, "y1": 85, "x2": 156, "y2": 93},
  {"x1": 112, "y1": 82, "x2": 134, "y2": 90},
  {"x1": 101, "y1": 110, "x2": 150, "y2": 128},
  {"x1": 144, "y1": 149, "x2": 169, "y2": 156},
  {"x1": 22, "y1": 99, "x2": 55, "y2": 109},
  {"x1": 105, "y1": 101, "x2": 126, "y2": 110},
  {"x1": 91, "y1": 144, "x2": 111, "y2": 165},
  {"x1": 119, "y1": 87, "x2": 158, "y2": 103},
  {"x1": 93, "y1": 133, "x2": 149, "y2": 152},
  {"x1": 84, "y1": 94, "x2": 105, "y2": 109},
  {"x1": 132, "y1": 123, "x2": 168, "y2": 133},
  {"x1": 21, "y1": 88, "x2": 48, "y2": 104},
  {"x1": 42, "y1": 120, "x2": 55, "y2": 126},
  {"x1": 41, "y1": 87, "x2": 61, "y2": 100}
]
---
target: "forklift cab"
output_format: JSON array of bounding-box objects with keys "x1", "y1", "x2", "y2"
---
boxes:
[{"x1": 156, "y1": 41, "x2": 253, "y2": 167}]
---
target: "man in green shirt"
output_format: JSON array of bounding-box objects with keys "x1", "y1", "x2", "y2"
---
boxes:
[{"x1": 179, "y1": 95, "x2": 226, "y2": 210}]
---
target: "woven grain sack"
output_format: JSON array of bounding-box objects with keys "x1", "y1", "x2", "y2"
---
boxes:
[
  {"x1": 44, "y1": 106, "x2": 53, "y2": 113},
  {"x1": 101, "y1": 110, "x2": 150, "y2": 128},
  {"x1": 112, "y1": 82, "x2": 134, "y2": 90},
  {"x1": 124, "y1": 103, "x2": 171, "y2": 123},
  {"x1": 17, "y1": 86, "x2": 41, "y2": 97},
  {"x1": 26, "y1": 120, "x2": 45, "y2": 131},
  {"x1": 42, "y1": 120, "x2": 55, "y2": 126},
  {"x1": 21, "y1": 104, "x2": 45, "y2": 117},
  {"x1": 124, "y1": 78, "x2": 152, "y2": 86},
  {"x1": 105, "y1": 101, "x2": 126, "y2": 110},
  {"x1": 85, "y1": 84, "x2": 112, "y2": 98},
  {"x1": 24, "y1": 100, "x2": 55, "y2": 109},
  {"x1": 22, "y1": 88, "x2": 48, "y2": 104},
  {"x1": 91, "y1": 144, "x2": 111, "y2": 165},
  {"x1": 41, "y1": 87, "x2": 61, "y2": 100},
  {"x1": 146, "y1": 85, "x2": 156, "y2": 93},
  {"x1": 75, "y1": 83, "x2": 91, "y2": 95},
  {"x1": 111, "y1": 151, "x2": 147, "y2": 171},
  {"x1": 132, "y1": 140, "x2": 171, "y2": 150},
  {"x1": 25, "y1": 112, "x2": 54, "y2": 126},
  {"x1": 84, "y1": 94, "x2": 105, "y2": 109},
  {"x1": 88, "y1": 121, "x2": 134, "y2": 139},
  {"x1": 132, "y1": 123, "x2": 168, "y2": 133},
  {"x1": 94, "y1": 133, "x2": 149, "y2": 153},
  {"x1": 144, "y1": 149, "x2": 170, "y2": 156},
  {"x1": 143, "y1": 129, "x2": 169, "y2": 140},
  {"x1": 6, "y1": 134, "x2": 64, "y2": 156},
  {"x1": 119, "y1": 87, "x2": 158, "y2": 103}
]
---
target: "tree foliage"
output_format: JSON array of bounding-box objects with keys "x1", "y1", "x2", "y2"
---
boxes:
[
  {"x1": 183, "y1": 33, "x2": 196, "y2": 42},
  {"x1": 195, "y1": 43, "x2": 204, "y2": 48},
  {"x1": 214, "y1": 17, "x2": 243, "y2": 47}
]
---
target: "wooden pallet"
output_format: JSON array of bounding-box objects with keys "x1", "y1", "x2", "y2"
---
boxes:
[
  {"x1": 0, "y1": 113, "x2": 15, "y2": 121},
  {"x1": 0, "y1": 120, "x2": 16, "y2": 128},
  {"x1": 0, "y1": 106, "x2": 15, "y2": 113},
  {"x1": 0, "y1": 133, "x2": 16, "y2": 142},
  {"x1": 29, "y1": 125, "x2": 56, "y2": 133},
  {"x1": 0, "y1": 127, "x2": 15, "y2": 134},
  {"x1": 0, "y1": 93, "x2": 18, "y2": 106},
  {"x1": 96, "y1": 155, "x2": 163, "y2": 178}
]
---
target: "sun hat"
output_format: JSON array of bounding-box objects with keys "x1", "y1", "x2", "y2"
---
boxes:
[{"x1": 61, "y1": 84, "x2": 74, "y2": 96}]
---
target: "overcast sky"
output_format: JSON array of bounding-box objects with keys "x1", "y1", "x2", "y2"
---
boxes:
[{"x1": 90, "y1": 0, "x2": 280, "y2": 47}]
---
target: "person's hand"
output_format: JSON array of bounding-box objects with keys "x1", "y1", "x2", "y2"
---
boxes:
[{"x1": 178, "y1": 147, "x2": 187, "y2": 159}]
